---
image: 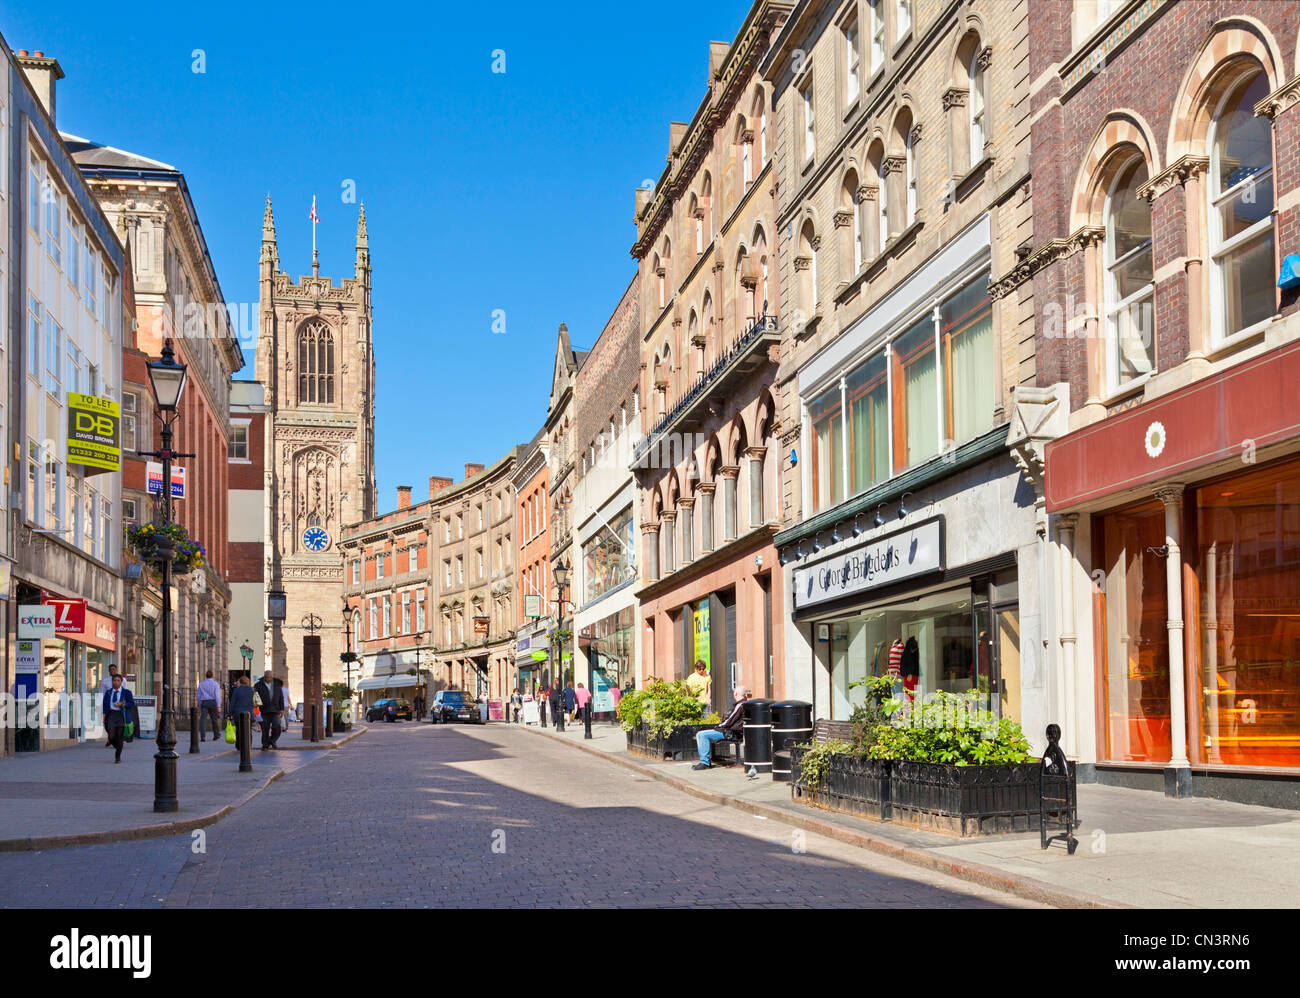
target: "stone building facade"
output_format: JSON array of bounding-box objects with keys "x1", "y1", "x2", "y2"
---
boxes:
[
  {"x1": 1023, "y1": 0, "x2": 1300, "y2": 804},
  {"x1": 511, "y1": 433, "x2": 548, "y2": 695},
  {"x1": 341, "y1": 456, "x2": 520, "y2": 707},
  {"x1": 762, "y1": 0, "x2": 1041, "y2": 737},
  {"x1": 542, "y1": 323, "x2": 584, "y2": 687},
  {"x1": 257, "y1": 200, "x2": 376, "y2": 691},
  {"x1": 632, "y1": 0, "x2": 791, "y2": 708}
]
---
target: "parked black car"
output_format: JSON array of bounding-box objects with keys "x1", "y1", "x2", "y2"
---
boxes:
[
  {"x1": 429, "y1": 690, "x2": 482, "y2": 724},
  {"x1": 366, "y1": 698, "x2": 412, "y2": 722}
]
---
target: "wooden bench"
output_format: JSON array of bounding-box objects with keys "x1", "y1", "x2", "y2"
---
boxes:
[{"x1": 811, "y1": 718, "x2": 854, "y2": 744}]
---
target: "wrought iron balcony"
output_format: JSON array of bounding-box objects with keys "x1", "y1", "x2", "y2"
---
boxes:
[{"x1": 633, "y1": 313, "x2": 778, "y2": 463}]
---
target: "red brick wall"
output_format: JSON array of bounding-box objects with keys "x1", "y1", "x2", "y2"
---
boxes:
[
  {"x1": 228, "y1": 541, "x2": 263, "y2": 584},
  {"x1": 575, "y1": 274, "x2": 640, "y2": 469}
]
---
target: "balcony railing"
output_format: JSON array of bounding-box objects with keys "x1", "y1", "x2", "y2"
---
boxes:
[{"x1": 634, "y1": 313, "x2": 777, "y2": 462}]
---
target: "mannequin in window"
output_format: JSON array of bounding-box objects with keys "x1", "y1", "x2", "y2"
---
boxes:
[
  {"x1": 901, "y1": 636, "x2": 920, "y2": 699},
  {"x1": 887, "y1": 638, "x2": 904, "y2": 699}
]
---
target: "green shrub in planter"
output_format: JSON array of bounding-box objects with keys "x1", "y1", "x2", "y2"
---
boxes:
[
  {"x1": 796, "y1": 739, "x2": 855, "y2": 790},
  {"x1": 868, "y1": 690, "x2": 1032, "y2": 765},
  {"x1": 615, "y1": 679, "x2": 705, "y2": 738}
]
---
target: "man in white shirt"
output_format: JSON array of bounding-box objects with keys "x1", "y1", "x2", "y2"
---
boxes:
[
  {"x1": 99, "y1": 665, "x2": 121, "y2": 747},
  {"x1": 196, "y1": 669, "x2": 223, "y2": 742}
]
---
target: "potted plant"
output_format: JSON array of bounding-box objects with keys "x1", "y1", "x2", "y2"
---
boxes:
[
  {"x1": 324, "y1": 682, "x2": 353, "y2": 731},
  {"x1": 617, "y1": 678, "x2": 710, "y2": 759}
]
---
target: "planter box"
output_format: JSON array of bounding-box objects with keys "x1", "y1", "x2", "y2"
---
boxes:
[
  {"x1": 790, "y1": 746, "x2": 891, "y2": 821},
  {"x1": 626, "y1": 722, "x2": 711, "y2": 761},
  {"x1": 790, "y1": 750, "x2": 1078, "y2": 836}
]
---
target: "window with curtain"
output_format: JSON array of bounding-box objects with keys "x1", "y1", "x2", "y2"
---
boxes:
[
  {"x1": 848, "y1": 352, "x2": 889, "y2": 493},
  {"x1": 1105, "y1": 158, "x2": 1154, "y2": 390},
  {"x1": 942, "y1": 277, "x2": 995, "y2": 444},
  {"x1": 809, "y1": 386, "x2": 843, "y2": 512},
  {"x1": 894, "y1": 316, "x2": 938, "y2": 468},
  {"x1": 845, "y1": 16, "x2": 860, "y2": 106},
  {"x1": 1209, "y1": 69, "x2": 1275, "y2": 342}
]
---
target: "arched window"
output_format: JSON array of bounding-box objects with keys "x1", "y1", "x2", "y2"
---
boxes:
[
  {"x1": 969, "y1": 48, "x2": 987, "y2": 169},
  {"x1": 1104, "y1": 158, "x2": 1154, "y2": 391},
  {"x1": 737, "y1": 116, "x2": 753, "y2": 191},
  {"x1": 841, "y1": 170, "x2": 863, "y2": 277},
  {"x1": 752, "y1": 227, "x2": 769, "y2": 315},
  {"x1": 702, "y1": 291, "x2": 714, "y2": 362},
  {"x1": 297, "y1": 319, "x2": 335, "y2": 404},
  {"x1": 1208, "y1": 69, "x2": 1275, "y2": 342},
  {"x1": 752, "y1": 88, "x2": 768, "y2": 166},
  {"x1": 689, "y1": 194, "x2": 702, "y2": 257},
  {"x1": 653, "y1": 253, "x2": 665, "y2": 309},
  {"x1": 701, "y1": 173, "x2": 714, "y2": 243},
  {"x1": 798, "y1": 220, "x2": 818, "y2": 315}
]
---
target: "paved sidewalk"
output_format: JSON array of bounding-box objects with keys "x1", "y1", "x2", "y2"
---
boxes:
[
  {"x1": 520, "y1": 720, "x2": 1300, "y2": 908},
  {"x1": 0, "y1": 724, "x2": 366, "y2": 851}
]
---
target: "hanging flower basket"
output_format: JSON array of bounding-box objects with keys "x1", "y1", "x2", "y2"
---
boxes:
[{"x1": 126, "y1": 522, "x2": 206, "y2": 573}]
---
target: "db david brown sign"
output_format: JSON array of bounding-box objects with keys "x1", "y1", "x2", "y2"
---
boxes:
[{"x1": 792, "y1": 517, "x2": 944, "y2": 610}]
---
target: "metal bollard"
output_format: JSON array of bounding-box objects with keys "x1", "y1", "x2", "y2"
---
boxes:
[
  {"x1": 189, "y1": 707, "x2": 200, "y2": 754},
  {"x1": 325, "y1": 707, "x2": 334, "y2": 738},
  {"x1": 238, "y1": 714, "x2": 253, "y2": 773},
  {"x1": 584, "y1": 702, "x2": 592, "y2": 740},
  {"x1": 310, "y1": 704, "x2": 319, "y2": 743},
  {"x1": 555, "y1": 701, "x2": 565, "y2": 732},
  {"x1": 540, "y1": 699, "x2": 548, "y2": 727}
]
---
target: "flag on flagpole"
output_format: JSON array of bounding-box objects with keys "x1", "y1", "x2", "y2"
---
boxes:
[{"x1": 310, "y1": 195, "x2": 319, "y2": 224}]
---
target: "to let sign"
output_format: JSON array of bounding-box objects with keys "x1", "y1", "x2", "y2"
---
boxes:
[
  {"x1": 146, "y1": 462, "x2": 186, "y2": 498},
  {"x1": 67, "y1": 393, "x2": 120, "y2": 474}
]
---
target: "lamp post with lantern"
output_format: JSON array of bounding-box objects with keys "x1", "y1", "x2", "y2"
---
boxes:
[
  {"x1": 139, "y1": 338, "x2": 192, "y2": 813},
  {"x1": 550, "y1": 565, "x2": 574, "y2": 731}
]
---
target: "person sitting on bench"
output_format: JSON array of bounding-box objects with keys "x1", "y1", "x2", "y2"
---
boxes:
[{"x1": 693, "y1": 685, "x2": 750, "y2": 770}]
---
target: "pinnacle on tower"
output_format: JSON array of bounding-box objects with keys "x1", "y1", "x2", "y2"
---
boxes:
[
  {"x1": 356, "y1": 203, "x2": 368, "y2": 247},
  {"x1": 260, "y1": 194, "x2": 279, "y2": 270},
  {"x1": 355, "y1": 203, "x2": 370, "y2": 277}
]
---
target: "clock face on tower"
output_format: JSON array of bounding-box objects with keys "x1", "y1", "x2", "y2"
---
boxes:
[{"x1": 303, "y1": 527, "x2": 330, "y2": 552}]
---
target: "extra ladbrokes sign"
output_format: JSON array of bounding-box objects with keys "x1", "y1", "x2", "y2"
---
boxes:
[{"x1": 67, "y1": 393, "x2": 120, "y2": 474}]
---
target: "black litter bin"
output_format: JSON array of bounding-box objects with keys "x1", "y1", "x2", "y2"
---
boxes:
[
  {"x1": 770, "y1": 700, "x2": 813, "y2": 782},
  {"x1": 741, "y1": 698, "x2": 775, "y2": 774}
]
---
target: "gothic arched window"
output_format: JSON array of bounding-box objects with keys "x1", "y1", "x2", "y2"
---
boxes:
[{"x1": 297, "y1": 319, "x2": 335, "y2": 404}]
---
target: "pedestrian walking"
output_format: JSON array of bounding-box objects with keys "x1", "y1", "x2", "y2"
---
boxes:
[
  {"x1": 102, "y1": 673, "x2": 135, "y2": 764},
  {"x1": 99, "y1": 664, "x2": 122, "y2": 748},
  {"x1": 254, "y1": 670, "x2": 284, "y2": 750},
  {"x1": 563, "y1": 681, "x2": 577, "y2": 723},
  {"x1": 196, "y1": 669, "x2": 222, "y2": 742},
  {"x1": 228, "y1": 675, "x2": 255, "y2": 760},
  {"x1": 574, "y1": 682, "x2": 592, "y2": 724}
]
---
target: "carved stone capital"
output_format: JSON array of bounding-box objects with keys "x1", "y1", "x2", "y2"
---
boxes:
[
  {"x1": 881, "y1": 155, "x2": 906, "y2": 176},
  {"x1": 976, "y1": 45, "x2": 993, "y2": 71},
  {"x1": 909, "y1": 123, "x2": 923, "y2": 145},
  {"x1": 833, "y1": 209, "x2": 854, "y2": 229},
  {"x1": 793, "y1": 255, "x2": 811, "y2": 272},
  {"x1": 1137, "y1": 155, "x2": 1210, "y2": 203},
  {"x1": 1154, "y1": 484, "x2": 1185, "y2": 507},
  {"x1": 942, "y1": 86, "x2": 969, "y2": 110},
  {"x1": 1255, "y1": 72, "x2": 1300, "y2": 119},
  {"x1": 858, "y1": 183, "x2": 878, "y2": 202}
]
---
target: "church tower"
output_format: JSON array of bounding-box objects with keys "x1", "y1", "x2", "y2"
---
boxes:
[{"x1": 257, "y1": 198, "x2": 377, "y2": 690}]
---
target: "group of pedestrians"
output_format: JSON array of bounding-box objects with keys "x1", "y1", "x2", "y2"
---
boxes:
[{"x1": 531, "y1": 679, "x2": 596, "y2": 727}]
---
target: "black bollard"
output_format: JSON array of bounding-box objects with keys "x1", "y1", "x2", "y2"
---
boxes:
[
  {"x1": 238, "y1": 714, "x2": 253, "y2": 773},
  {"x1": 310, "y1": 704, "x2": 319, "y2": 743},
  {"x1": 540, "y1": 698, "x2": 547, "y2": 728},
  {"x1": 555, "y1": 701, "x2": 564, "y2": 732},
  {"x1": 189, "y1": 707, "x2": 200, "y2": 753},
  {"x1": 325, "y1": 707, "x2": 334, "y2": 738},
  {"x1": 584, "y1": 701, "x2": 592, "y2": 740}
]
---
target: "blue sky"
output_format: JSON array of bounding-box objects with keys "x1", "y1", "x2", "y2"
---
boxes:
[{"x1": 8, "y1": 0, "x2": 753, "y2": 509}]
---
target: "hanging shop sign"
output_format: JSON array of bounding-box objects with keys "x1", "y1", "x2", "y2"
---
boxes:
[
  {"x1": 42, "y1": 596, "x2": 86, "y2": 635},
  {"x1": 523, "y1": 594, "x2": 542, "y2": 618},
  {"x1": 792, "y1": 516, "x2": 945, "y2": 611},
  {"x1": 18, "y1": 604, "x2": 57, "y2": 639},
  {"x1": 67, "y1": 393, "x2": 120, "y2": 474},
  {"x1": 473, "y1": 616, "x2": 490, "y2": 635}
]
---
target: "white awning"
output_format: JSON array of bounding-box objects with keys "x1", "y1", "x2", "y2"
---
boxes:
[{"x1": 355, "y1": 675, "x2": 419, "y2": 691}]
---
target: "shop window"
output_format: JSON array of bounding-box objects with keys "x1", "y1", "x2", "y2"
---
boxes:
[
  {"x1": 940, "y1": 277, "x2": 995, "y2": 443},
  {"x1": 1104, "y1": 158, "x2": 1154, "y2": 391},
  {"x1": 892, "y1": 315, "x2": 938, "y2": 468},
  {"x1": 1208, "y1": 69, "x2": 1275, "y2": 343},
  {"x1": 1098, "y1": 504, "x2": 1172, "y2": 763},
  {"x1": 1195, "y1": 459, "x2": 1300, "y2": 767}
]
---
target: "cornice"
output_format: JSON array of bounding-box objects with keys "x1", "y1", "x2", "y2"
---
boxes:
[{"x1": 988, "y1": 226, "x2": 1104, "y2": 301}]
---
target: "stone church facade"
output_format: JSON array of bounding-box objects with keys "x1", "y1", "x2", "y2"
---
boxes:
[{"x1": 256, "y1": 198, "x2": 377, "y2": 690}]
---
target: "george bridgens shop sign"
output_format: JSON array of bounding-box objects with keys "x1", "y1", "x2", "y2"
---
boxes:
[{"x1": 793, "y1": 517, "x2": 944, "y2": 610}]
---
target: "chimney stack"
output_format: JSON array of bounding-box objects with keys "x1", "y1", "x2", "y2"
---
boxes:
[
  {"x1": 16, "y1": 50, "x2": 64, "y2": 123},
  {"x1": 396, "y1": 485, "x2": 411, "y2": 510},
  {"x1": 464, "y1": 463, "x2": 484, "y2": 480},
  {"x1": 429, "y1": 476, "x2": 453, "y2": 499}
]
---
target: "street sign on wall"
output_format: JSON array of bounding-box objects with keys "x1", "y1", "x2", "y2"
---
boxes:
[{"x1": 67, "y1": 393, "x2": 120, "y2": 474}]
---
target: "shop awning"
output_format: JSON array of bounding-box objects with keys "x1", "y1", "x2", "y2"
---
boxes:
[{"x1": 355, "y1": 675, "x2": 419, "y2": 691}]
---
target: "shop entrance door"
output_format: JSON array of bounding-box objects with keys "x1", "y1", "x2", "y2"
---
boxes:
[{"x1": 900, "y1": 617, "x2": 933, "y2": 700}]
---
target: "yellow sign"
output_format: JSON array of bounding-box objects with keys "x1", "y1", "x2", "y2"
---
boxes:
[{"x1": 67, "y1": 393, "x2": 121, "y2": 474}]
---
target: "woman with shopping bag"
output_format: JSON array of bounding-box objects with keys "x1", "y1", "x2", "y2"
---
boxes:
[
  {"x1": 101, "y1": 673, "x2": 136, "y2": 764},
  {"x1": 227, "y1": 676, "x2": 256, "y2": 762}
]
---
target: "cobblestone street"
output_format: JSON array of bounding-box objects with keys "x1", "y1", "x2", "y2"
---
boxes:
[{"x1": 0, "y1": 723, "x2": 1039, "y2": 908}]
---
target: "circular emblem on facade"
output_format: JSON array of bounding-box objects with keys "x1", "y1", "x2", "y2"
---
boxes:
[
  {"x1": 1144, "y1": 421, "x2": 1167, "y2": 459},
  {"x1": 302, "y1": 527, "x2": 330, "y2": 551}
]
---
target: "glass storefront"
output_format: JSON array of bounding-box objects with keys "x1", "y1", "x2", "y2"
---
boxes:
[
  {"x1": 825, "y1": 577, "x2": 1015, "y2": 721},
  {"x1": 582, "y1": 606, "x2": 634, "y2": 718},
  {"x1": 1195, "y1": 458, "x2": 1300, "y2": 768},
  {"x1": 1098, "y1": 502, "x2": 1172, "y2": 763}
]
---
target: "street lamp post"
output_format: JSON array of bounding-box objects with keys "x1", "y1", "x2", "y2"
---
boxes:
[
  {"x1": 340, "y1": 608, "x2": 358, "y2": 726},
  {"x1": 551, "y1": 565, "x2": 572, "y2": 732},
  {"x1": 140, "y1": 338, "x2": 191, "y2": 814},
  {"x1": 239, "y1": 641, "x2": 254, "y2": 681}
]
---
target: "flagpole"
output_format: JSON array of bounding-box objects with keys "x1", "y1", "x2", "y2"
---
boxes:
[{"x1": 311, "y1": 194, "x2": 319, "y2": 277}]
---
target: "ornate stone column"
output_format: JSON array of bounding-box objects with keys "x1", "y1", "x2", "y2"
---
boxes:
[
  {"x1": 721, "y1": 467, "x2": 740, "y2": 542},
  {"x1": 661, "y1": 511, "x2": 677, "y2": 575},
  {"x1": 678, "y1": 497, "x2": 695, "y2": 566},
  {"x1": 746, "y1": 447, "x2": 767, "y2": 528},
  {"x1": 1155, "y1": 483, "x2": 1191, "y2": 795},
  {"x1": 697, "y1": 483, "x2": 716, "y2": 554}
]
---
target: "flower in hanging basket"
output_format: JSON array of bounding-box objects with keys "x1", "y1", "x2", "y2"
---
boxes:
[{"x1": 127, "y1": 521, "x2": 204, "y2": 571}]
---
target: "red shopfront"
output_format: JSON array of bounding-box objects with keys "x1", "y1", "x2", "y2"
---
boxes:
[
  {"x1": 35, "y1": 591, "x2": 121, "y2": 746},
  {"x1": 1046, "y1": 340, "x2": 1300, "y2": 801}
]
